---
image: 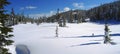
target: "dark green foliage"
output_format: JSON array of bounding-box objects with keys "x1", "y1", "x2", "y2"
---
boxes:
[
  {"x1": 0, "y1": 0, "x2": 10, "y2": 9},
  {"x1": 0, "y1": 47, "x2": 11, "y2": 54},
  {"x1": 87, "y1": 1, "x2": 120, "y2": 21},
  {"x1": 0, "y1": 0, "x2": 14, "y2": 54}
]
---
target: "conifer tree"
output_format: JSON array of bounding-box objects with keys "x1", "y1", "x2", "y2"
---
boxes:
[
  {"x1": 11, "y1": 8, "x2": 16, "y2": 25},
  {"x1": 0, "y1": 0, "x2": 14, "y2": 54},
  {"x1": 69, "y1": 10, "x2": 73, "y2": 23},
  {"x1": 63, "y1": 16, "x2": 66, "y2": 27},
  {"x1": 55, "y1": 26, "x2": 58, "y2": 37},
  {"x1": 104, "y1": 23, "x2": 111, "y2": 44}
]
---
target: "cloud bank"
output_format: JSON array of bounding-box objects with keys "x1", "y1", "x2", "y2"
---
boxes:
[{"x1": 20, "y1": 6, "x2": 37, "y2": 10}]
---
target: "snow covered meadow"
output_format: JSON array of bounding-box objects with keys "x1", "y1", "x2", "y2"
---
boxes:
[{"x1": 10, "y1": 22, "x2": 120, "y2": 54}]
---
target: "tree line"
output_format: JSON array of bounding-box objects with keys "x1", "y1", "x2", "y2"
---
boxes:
[
  {"x1": 47, "y1": 0, "x2": 120, "y2": 24},
  {"x1": 87, "y1": 0, "x2": 120, "y2": 21}
]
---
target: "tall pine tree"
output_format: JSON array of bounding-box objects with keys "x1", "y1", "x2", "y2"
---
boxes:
[{"x1": 0, "y1": 0, "x2": 14, "y2": 54}]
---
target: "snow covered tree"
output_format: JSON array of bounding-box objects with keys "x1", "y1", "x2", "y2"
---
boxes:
[
  {"x1": 69, "y1": 10, "x2": 74, "y2": 23},
  {"x1": 104, "y1": 23, "x2": 111, "y2": 44},
  {"x1": 62, "y1": 16, "x2": 66, "y2": 27},
  {"x1": 56, "y1": 9, "x2": 61, "y2": 27},
  {"x1": 56, "y1": 9, "x2": 64, "y2": 27},
  {"x1": 0, "y1": 0, "x2": 14, "y2": 54},
  {"x1": 55, "y1": 26, "x2": 58, "y2": 37},
  {"x1": 58, "y1": 15, "x2": 63, "y2": 27}
]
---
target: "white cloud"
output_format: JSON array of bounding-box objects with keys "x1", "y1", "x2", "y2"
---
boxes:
[
  {"x1": 73, "y1": 2, "x2": 84, "y2": 9},
  {"x1": 20, "y1": 6, "x2": 37, "y2": 10},
  {"x1": 26, "y1": 6, "x2": 37, "y2": 9},
  {"x1": 50, "y1": 11, "x2": 54, "y2": 14},
  {"x1": 64, "y1": 7, "x2": 70, "y2": 11}
]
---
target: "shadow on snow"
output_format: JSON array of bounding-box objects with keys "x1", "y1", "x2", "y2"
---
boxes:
[
  {"x1": 16, "y1": 44, "x2": 30, "y2": 54},
  {"x1": 71, "y1": 42, "x2": 101, "y2": 47},
  {"x1": 63, "y1": 33, "x2": 120, "y2": 38}
]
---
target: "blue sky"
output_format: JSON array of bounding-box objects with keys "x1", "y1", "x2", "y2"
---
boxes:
[{"x1": 6, "y1": 0, "x2": 115, "y2": 18}]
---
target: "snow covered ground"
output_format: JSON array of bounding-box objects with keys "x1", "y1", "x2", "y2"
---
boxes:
[{"x1": 11, "y1": 22, "x2": 120, "y2": 54}]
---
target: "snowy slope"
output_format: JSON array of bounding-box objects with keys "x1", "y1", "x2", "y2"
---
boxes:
[{"x1": 12, "y1": 22, "x2": 120, "y2": 54}]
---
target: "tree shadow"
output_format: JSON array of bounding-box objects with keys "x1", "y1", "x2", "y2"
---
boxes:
[
  {"x1": 80, "y1": 35, "x2": 103, "y2": 38},
  {"x1": 63, "y1": 33, "x2": 120, "y2": 38},
  {"x1": 71, "y1": 42, "x2": 101, "y2": 47},
  {"x1": 80, "y1": 42, "x2": 101, "y2": 46},
  {"x1": 63, "y1": 35, "x2": 103, "y2": 38},
  {"x1": 90, "y1": 39, "x2": 103, "y2": 41},
  {"x1": 71, "y1": 41, "x2": 117, "y2": 47},
  {"x1": 110, "y1": 33, "x2": 120, "y2": 36},
  {"x1": 109, "y1": 42, "x2": 117, "y2": 45}
]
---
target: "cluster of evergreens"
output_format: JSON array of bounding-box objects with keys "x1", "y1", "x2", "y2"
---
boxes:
[
  {"x1": 47, "y1": 0, "x2": 120, "y2": 24},
  {"x1": 87, "y1": 0, "x2": 120, "y2": 21},
  {"x1": 0, "y1": 0, "x2": 14, "y2": 54}
]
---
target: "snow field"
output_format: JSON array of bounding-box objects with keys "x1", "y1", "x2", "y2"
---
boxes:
[{"x1": 10, "y1": 22, "x2": 120, "y2": 54}]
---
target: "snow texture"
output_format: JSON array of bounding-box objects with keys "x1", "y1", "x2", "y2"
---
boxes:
[{"x1": 10, "y1": 22, "x2": 120, "y2": 54}]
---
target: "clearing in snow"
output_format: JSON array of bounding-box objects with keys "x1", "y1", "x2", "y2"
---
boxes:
[{"x1": 12, "y1": 22, "x2": 120, "y2": 54}]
